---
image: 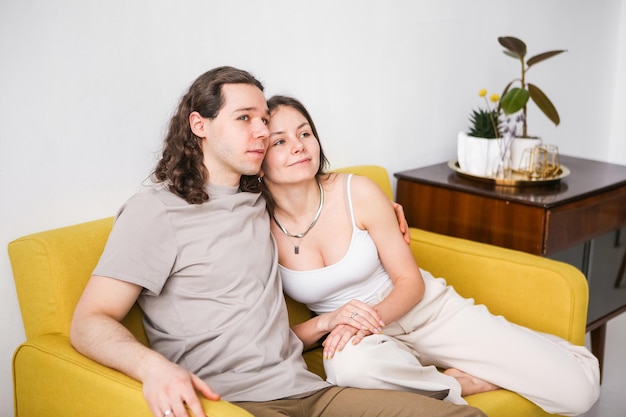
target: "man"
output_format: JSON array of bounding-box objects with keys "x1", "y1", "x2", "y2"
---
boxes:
[{"x1": 70, "y1": 66, "x2": 486, "y2": 417}]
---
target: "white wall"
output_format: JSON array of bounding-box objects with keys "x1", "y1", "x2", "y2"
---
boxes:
[
  {"x1": 609, "y1": 1, "x2": 626, "y2": 162},
  {"x1": 1, "y1": 1, "x2": 624, "y2": 414}
]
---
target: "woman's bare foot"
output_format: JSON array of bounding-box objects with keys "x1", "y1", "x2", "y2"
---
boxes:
[{"x1": 444, "y1": 368, "x2": 500, "y2": 396}]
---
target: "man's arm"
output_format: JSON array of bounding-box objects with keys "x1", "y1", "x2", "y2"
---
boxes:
[{"x1": 70, "y1": 275, "x2": 219, "y2": 417}]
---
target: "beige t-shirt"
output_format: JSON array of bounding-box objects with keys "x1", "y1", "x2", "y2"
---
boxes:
[{"x1": 94, "y1": 183, "x2": 328, "y2": 401}]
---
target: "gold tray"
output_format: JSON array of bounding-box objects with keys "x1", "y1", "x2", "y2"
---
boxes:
[{"x1": 448, "y1": 161, "x2": 570, "y2": 187}]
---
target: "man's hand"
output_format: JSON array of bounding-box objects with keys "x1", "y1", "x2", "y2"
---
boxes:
[
  {"x1": 140, "y1": 354, "x2": 220, "y2": 417},
  {"x1": 392, "y1": 202, "x2": 411, "y2": 244}
]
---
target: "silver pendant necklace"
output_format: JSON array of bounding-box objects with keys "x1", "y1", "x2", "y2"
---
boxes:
[{"x1": 272, "y1": 179, "x2": 324, "y2": 254}]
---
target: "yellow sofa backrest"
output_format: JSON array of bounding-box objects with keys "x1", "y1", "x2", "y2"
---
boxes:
[
  {"x1": 8, "y1": 217, "x2": 148, "y2": 345},
  {"x1": 332, "y1": 165, "x2": 393, "y2": 200}
]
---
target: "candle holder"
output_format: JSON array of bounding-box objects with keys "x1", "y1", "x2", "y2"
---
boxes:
[{"x1": 518, "y1": 144, "x2": 561, "y2": 180}]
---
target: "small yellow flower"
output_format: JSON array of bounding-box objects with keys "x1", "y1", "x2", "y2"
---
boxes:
[
  {"x1": 479, "y1": 89, "x2": 487, "y2": 97},
  {"x1": 490, "y1": 93, "x2": 500, "y2": 103}
]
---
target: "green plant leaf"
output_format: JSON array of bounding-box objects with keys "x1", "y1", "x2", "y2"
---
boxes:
[
  {"x1": 500, "y1": 87, "x2": 529, "y2": 115},
  {"x1": 468, "y1": 109, "x2": 500, "y2": 138},
  {"x1": 528, "y1": 83, "x2": 560, "y2": 126},
  {"x1": 502, "y1": 50, "x2": 521, "y2": 60},
  {"x1": 527, "y1": 50, "x2": 567, "y2": 67},
  {"x1": 498, "y1": 36, "x2": 527, "y2": 58}
]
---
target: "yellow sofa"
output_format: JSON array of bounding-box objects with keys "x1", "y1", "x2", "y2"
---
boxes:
[{"x1": 8, "y1": 166, "x2": 588, "y2": 417}]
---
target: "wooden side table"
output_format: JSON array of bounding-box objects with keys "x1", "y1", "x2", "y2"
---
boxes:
[{"x1": 395, "y1": 155, "x2": 626, "y2": 379}]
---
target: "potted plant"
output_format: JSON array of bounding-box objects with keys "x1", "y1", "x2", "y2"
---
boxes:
[
  {"x1": 469, "y1": 93, "x2": 501, "y2": 139},
  {"x1": 458, "y1": 36, "x2": 567, "y2": 176},
  {"x1": 497, "y1": 36, "x2": 566, "y2": 170},
  {"x1": 498, "y1": 36, "x2": 566, "y2": 137},
  {"x1": 457, "y1": 90, "x2": 502, "y2": 176}
]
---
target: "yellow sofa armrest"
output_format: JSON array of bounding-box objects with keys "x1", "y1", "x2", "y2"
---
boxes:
[
  {"x1": 13, "y1": 334, "x2": 253, "y2": 417},
  {"x1": 408, "y1": 228, "x2": 588, "y2": 345},
  {"x1": 8, "y1": 218, "x2": 116, "y2": 340}
]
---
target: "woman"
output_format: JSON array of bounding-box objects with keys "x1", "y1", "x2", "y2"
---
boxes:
[{"x1": 251, "y1": 95, "x2": 600, "y2": 416}]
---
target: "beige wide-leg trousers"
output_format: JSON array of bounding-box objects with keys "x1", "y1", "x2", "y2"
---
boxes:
[{"x1": 324, "y1": 270, "x2": 600, "y2": 416}]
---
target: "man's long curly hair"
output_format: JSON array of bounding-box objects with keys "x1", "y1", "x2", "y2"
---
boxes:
[{"x1": 152, "y1": 66, "x2": 264, "y2": 204}]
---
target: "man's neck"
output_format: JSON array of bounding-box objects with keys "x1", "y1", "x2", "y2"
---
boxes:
[{"x1": 206, "y1": 168, "x2": 242, "y2": 188}]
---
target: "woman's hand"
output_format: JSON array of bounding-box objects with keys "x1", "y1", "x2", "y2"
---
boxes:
[
  {"x1": 322, "y1": 324, "x2": 370, "y2": 358},
  {"x1": 319, "y1": 299, "x2": 384, "y2": 335},
  {"x1": 320, "y1": 299, "x2": 387, "y2": 358},
  {"x1": 291, "y1": 299, "x2": 383, "y2": 351}
]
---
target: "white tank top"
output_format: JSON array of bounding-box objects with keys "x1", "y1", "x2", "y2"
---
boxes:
[{"x1": 279, "y1": 175, "x2": 393, "y2": 314}]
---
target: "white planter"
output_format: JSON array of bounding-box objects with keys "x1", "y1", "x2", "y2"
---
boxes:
[
  {"x1": 457, "y1": 131, "x2": 502, "y2": 177},
  {"x1": 510, "y1": 137, "x2": 542, "y2": 171}
]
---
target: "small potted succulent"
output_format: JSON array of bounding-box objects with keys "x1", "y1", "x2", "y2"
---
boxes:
[
  {"x1": 458, "y1": 36, "x2": 566, "y2": 176},
  {"x1": 457, "y1": 90, "x2": 502, "y2": 176},
  {"x1": 468, "y1": 90, "x2": 501, "y2": 139}
]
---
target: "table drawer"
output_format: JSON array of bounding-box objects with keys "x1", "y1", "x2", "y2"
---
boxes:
[{"x1": 546, "y1": 186, "x2": 626, "y2": 254}]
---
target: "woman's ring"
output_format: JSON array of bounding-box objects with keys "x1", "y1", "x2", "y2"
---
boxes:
[
  {"x1": 163, "y1": 410, "x2": 172, "y2": 417},
  {"x1": 351, "y1": 312, "x2": 358, "y2": 319}
]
